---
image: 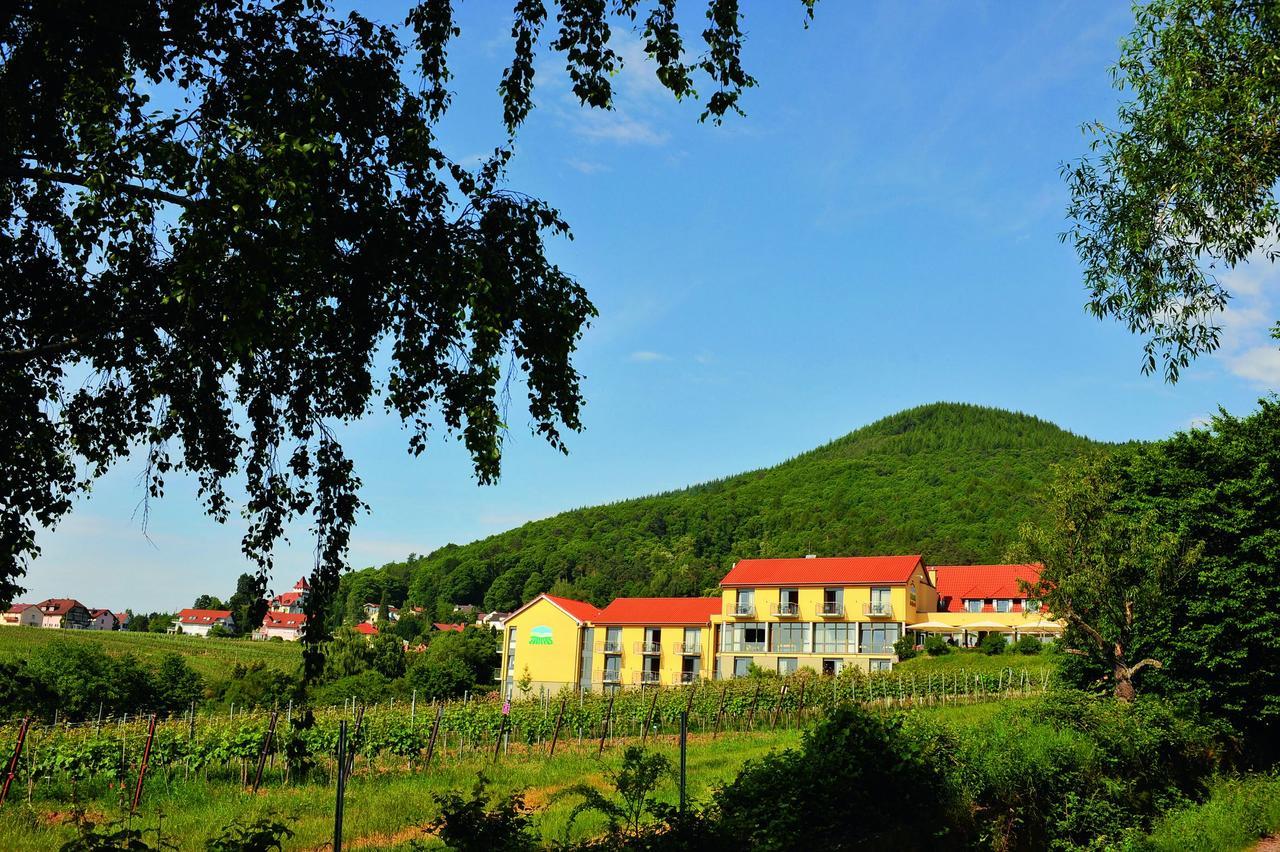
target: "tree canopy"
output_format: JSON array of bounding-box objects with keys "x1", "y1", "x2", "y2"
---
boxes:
[
  {"x1": 1065, "y1": 0, "x2": 1280, "y2": 381},
  {"x1": 0, "y1": 0, "x2": 814, "y2": 675}
]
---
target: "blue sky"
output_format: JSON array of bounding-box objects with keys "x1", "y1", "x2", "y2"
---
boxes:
[{"x1": 28, "y1": 1, "x2": 1280, "y2": 612}]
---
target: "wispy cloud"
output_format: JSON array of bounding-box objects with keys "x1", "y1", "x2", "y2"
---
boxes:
[
  {"x1": 629, "y1": 350, "x2": 671, "y2": 363},
  {"x1": 542, "y1": 32, "x2": 673, "y2": 147},
  {"x1": 1210, "y1": 257, "x2": 1280, "y2": 388},
  {"x1": 565, "y1": 157, "x2": 611, "y2": 175}
]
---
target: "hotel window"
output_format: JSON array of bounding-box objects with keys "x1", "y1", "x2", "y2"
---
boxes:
[
  {"x1": 869, "y1": 659, "x2": 893, "y2": 673},
  {"x1": 641, "y1": 655, "x2": 661, "y2": 683},
  {"x1": 813, "y1": 623, "x2": 855, "y2": 653},
  {"x1": 644, "y1": 627, "x2": 662, "y2": 653},
  {"x1": 994, "y1": 599, "x2": 1012, "y2": 613},
  {"x1": 777, "y1": 657, "x2": 798, "y2": 675},
  {"x1": 772, "y1": 622, "x2": 809, "y2": 653},
  {"x1": 821, "y1": 658, "x2": 844, "y2": 676},
  {"x1": 604, "y1": 626, "x2": 623, "y2": 653},
  {"x1": 682, "y1": 627, "x2": 701, "y2": 654},
  {"x1": 777, "y1": 588, "x2": 799, "y2": 615},
  {"x1": 723, "y1": 622, "x2": 767, "y2": 652},
  {"x1": 603, "y1": 656, "x2": 621, "y2": 683},
  {"x1": 505, "y1": 628, "x2": 517, "y2": 696},
  {"x1": 734, "y1": 589, "x2": 755, "y2": 615},
  {"x1": 1026, "y1": 598, "x2": 1041, "y2": 612},
  {"x1": 821, "y1": 588, "x2": 844, "y2": 615},
  {"x1": 733, "y1": 657, "x2": 752, "y2": 678},
  {"x1": 964, "y1": 599, "x2": 983, "y2": 613},
  {"x1": 859, "y1": 622, "x2": 900, "y2": 655}
]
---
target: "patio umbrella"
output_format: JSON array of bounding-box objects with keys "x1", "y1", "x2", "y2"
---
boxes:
[{"x1": 908, "y1": 621, "x2": 962, "y2": 632}]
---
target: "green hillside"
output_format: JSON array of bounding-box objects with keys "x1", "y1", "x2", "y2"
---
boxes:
[{"x1": 337, "y1": 403, "x2": 1111, "y2": 619}]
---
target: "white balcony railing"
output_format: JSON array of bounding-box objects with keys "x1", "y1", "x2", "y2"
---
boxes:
[
  {"x1": 674, "y1": 642, "x2": 702, "y2": 655},
  {"x1": 731, "y1": 603, "x2": 754, "y2": 617},
  {"x1": 637, "y1": 670, "x2": 661, "y2": 685},
  {"x1": 601, "y1": 640, "x2": 623, "y2": 653},
  {"x1": 863, "y1": 602, "x2": 894, "y2": 618},
  {"x1": 816, "y1": 601, "x2": 844, "y2": 617},
  {"x1": 603, "y1": 670, "x2": 622, "y2": 684},
  {"x1": 677, "y1": 671, "x2": 700, "y2": 684},
  {"x1": 771, "y1": 602, "x2": 800, "y2": 617}
]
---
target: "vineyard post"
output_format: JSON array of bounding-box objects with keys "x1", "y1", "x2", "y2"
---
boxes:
[
  {"x1": 684, "y1": 682, "x2": 697, "y2": 734},
  {"x1": 712, "y1": 685, "x2": 727, "y2": 738},
  {"x1": 548, "y1": 696, "x2": 566, "y2": 758},
  {"x1": 492, "y1": 700, "x2": 510, "y2": 764},
  {"x1": 410, "y1": 690, "x2": 416, "y2": 726},
  {"x1": 746, "y1": 681, "x2": 761, "y2": 729},
  {"x1": 771, "y1": 684, "x2": 789, "y2": 731},
  {"x1": 95, "y1": 703, "x2": 103, "y2": 734},
  {"x1": 252, "y1": 710, "x2": 279, "y2": 793},
  {"x1": 796, "y1": 680, "x2": 807, "y2": 725},
  {"x1": 0, "y1": 716, "x2": 30, "y2": 806},
  {"x1": 334, "y1": 720, "x2": 347, "y2": 852},
  {"x1": 640, "y1": 689, "x2": 659, "y2": 746},
  {"x1": 424, "y1": 702, "x2": 443, "y2": 769},
  {"x1": 287, "y1": 700, "x2": 292, "y2": 725},
  {"x1": 130, "y1": 714, "x2": 157, "y2": 814},
  {"x1": 597, "y1": 691, "x2": 615, "y2": 756},
  {"x1": 344, "y1": 705, "x2": 365, "y2": 779},
  {"x1": 678, "y1": 711, "x2": 688, "y2": 813}
]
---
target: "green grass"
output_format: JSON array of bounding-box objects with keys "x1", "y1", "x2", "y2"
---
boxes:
[
  {"x1": 896, "y1": 648, "x2": 1060, "y2": 678},
  {"x1": 0, "y1": 729, "x2": 801, "y2": 850},
  {"x1": 0, "y1": 627, "x2": 301, "y2": 681},
  {"x1": 1138, "y1": 773, "x2": 1280, "y2": 851}
]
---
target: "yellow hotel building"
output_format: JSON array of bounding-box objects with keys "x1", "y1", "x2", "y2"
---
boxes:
[{"x1": 500, "y1": 556, "x2": 1058, "y2": 697}]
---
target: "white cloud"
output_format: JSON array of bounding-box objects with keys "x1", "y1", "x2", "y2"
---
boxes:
[
  {"x1": 565, "y1": 158, "x2": 610, "y2": 175},
  {"x1": 629, "y1": 351, "x2": 670, "y2": 363},
  {"x1": 1208, "y1": 256, "x2": 1280, "y2": 387},
  {"x1": 1229, "y1": 347, "x2": 1280, "y2": 387}
]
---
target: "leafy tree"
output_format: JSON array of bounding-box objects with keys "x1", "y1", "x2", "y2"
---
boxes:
[
  {"x1": 124, "y1": 613, "x2": 150, "y2": 633},
  {"x1": 369, "y1": 631, "x2": 406, "y2": 679},
  {"x1": 322, "y1": 627, "x2": 374, "y2": 681},
  {"x1": 1065, "y1": 0, "x2": 1280, "y2": 381},
  {"x1": 147, "y1": 612, "x2": 174, "y2": 634},
  {"x1": 1015, "y1": 453, "x2": 1199, "y2": 702},
  {"x1": 405, "y1": 652, "x2": 472, "y2": 701},
  {"x1": 556, "y1": 747, "x2": 672, "y2": 842},
  {"x1": 226, "y1": 573, "x2": 266, "y2": 636},
  {"x1": 153, "y1": 653, "x2": 203, "y2": 714},
  {"x1": 192, "y1": 595, "x2": 223, "y2": 610},
  {"x1": 0, "y1": 0, "x2": 798, "y2": 678}
]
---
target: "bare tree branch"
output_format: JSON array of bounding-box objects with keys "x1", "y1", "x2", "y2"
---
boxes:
[{"x1": 2, "y1": 165, "x2": 197, "y2": 210}]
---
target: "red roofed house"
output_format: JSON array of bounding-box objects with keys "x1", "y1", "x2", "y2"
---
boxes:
[
  {"x1": 88, "y1": 609, "x2": 119, "y2": 631},
  {"x1": 921, "y1": 564, "x2": 1059, "y2": 647},
  {"x1": 269, "y1": 578, "x2": 310, "y2": 614},
  {"x1": 432, "y1": 622, "x2": 465, "y2": 633},
  {"x1": 171, "y1": 608, "x2": 236, "y2": 637},
  {"x1": 33, "y1": 599, "x2": 92, "y2": 630},
  {"x1": 1, "y1": 604, "x2": 41, "y2": 627},
  {"x1": 353, "y1": 622, "x2": 379, "y2": 637},
  {"x1": 114, "y1": 612, "x2": 131, "y2": 630},
  {"x1": 362, "y1": 602, "x2": 399, "y2": 623},
  {"x1": 258, "y1": 611, "x2": 307, "y2": 641}
]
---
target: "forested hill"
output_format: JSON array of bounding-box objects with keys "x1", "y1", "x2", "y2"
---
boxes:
[{"x1": 333, "y1": 403, "x2": 1110, "y2": 622}]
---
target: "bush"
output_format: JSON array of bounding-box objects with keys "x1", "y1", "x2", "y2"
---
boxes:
[
  {"x1": 925, "y1": 635, "x2": 952, "y2": 656},
  {"x1": 893, "y1": 635, "x2": 917, "y2": 660},
  {"x1": 429, "y1": 774, "x2": 537, "y2": 852},
  {"x1": 714, "y1": 706, "x2": 958, "y2": 850},
  {"x1": 979, "y1": 633, "x2": 1008, "y2": 655},
  {"x1": 1015, "y1": 635, "x2": 1044, "y2": 655}
]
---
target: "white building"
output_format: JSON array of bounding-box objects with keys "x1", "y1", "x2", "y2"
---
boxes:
[
  {"x1": 88, "y1": 609, "x2": 119, "y2": 630},
  {"x1": 171, "y1": 608, "x2": 236, "y2": 636},
  {"x1": 257, "y1": 612, "x2": 306, "y2": 641},
  {"x1": 0, "y1": 604, "x2": 41, "y2": 627}
]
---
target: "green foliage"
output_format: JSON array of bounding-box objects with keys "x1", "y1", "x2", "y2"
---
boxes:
[
  {"x1": 1064, "y1": 0, "x2": 1280, "y2": 382},
  {"x1": 1135, "y1": 772, "x2": 1280, "y2": 852},
  {"x1": 925, "y1": 635, "x2": 952, "y2": 656},
  {"x1": 193, "y1": 595, "x2": 224, "y2": 610},
  {"x1": 979, "y1": 633, "x2": 1007, "y2": 656},
  {"x1": 893, "y1": 635, "x2": 917, "y2": 660},
  {"x1": 556, "y1": 747, "x2": 673, "y2": 841},
  {"x1": 59, "y1": 806, "x2": 174, "y2": 851},
  {"x1": 429, "y1": 774, "x2": 538, "y2": 852},
  {"x1": 1015, "y1": 636, "x2": 1043, "y2": 655},
  {"x1": 363, "y1": 404, "x2": 1102, "y2": 613},
  {"x1": 714, "y1": 706, "x2": 958, "y2": 850},
  {"x1": 203, "y1": 813, "x2": 294, "y2": 851}
]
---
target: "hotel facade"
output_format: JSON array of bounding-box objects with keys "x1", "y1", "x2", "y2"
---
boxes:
[{"x1": 500, "y1": 556, "x2": 1059, "y2": 697}]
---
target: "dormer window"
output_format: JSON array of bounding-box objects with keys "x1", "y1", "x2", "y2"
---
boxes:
[{"x1": 964, "y1": 599, "x2": 983, "y2": 613}]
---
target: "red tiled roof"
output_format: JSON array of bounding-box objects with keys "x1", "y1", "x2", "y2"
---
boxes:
[
  {"x1": 594, "y1": 597, "x2": 722, "y2": 625},
  {"x1": 719, "y1": 556, "x2": 924, "y2": 587},
  {"x1": 432, "y1": 622, "x2": 465, "y2": 632},
  {"x1": 932, "y1": 564, "x2": 1042, "y2": 612},
  {"x1": 90, "y1": 609, "x2": 112, "y2": 618},
  {"x1": 542, "y1": 594, "x2": 602, "y2": 623},
  {"x1": 273, "y1": 591, "x2": 304, "y2": 605},
  {"x1": 354, "y1": 622, "x2": 378, "y2": 635},
  {"x1": 176, "y1": 608, "x2": 233, "y2": 624},
  {"x1": 7, "y1": 604, "x2": 32, "y2": 613},
  {"x1": 263, "y1": 612, "x2": 306, "y2": 628},
  {"x1": 34, "y1": 598, "x2": 88, "y2": 615},
  {"x1": 293, "y1": 577, "x2": 310, "y2": 590}
]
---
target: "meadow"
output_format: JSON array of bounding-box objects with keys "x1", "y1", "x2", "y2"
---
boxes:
[{"x1": 0, "y1": 626, "x2": 301, "y2": 681}]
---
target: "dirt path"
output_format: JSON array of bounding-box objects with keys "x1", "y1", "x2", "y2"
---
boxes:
[{"x1": 1253, "y1": 837, "x2": 1280, "y2": 851}]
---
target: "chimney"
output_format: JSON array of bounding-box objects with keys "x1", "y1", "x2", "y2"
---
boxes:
[{"x1": 804, "y1": 554, "x2": 817, "y2": 559}]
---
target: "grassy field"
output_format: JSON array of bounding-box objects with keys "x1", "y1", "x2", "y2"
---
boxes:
[
  {"x1": 1138, "y1": 773, "x2": 1280, "y2": 851},
  {"x1": 0, "y1": 728, "x2": 802, "y2": 850},
  {"x1": 0, "y1": 626, "x2": 301, "y2": 680},
  {"x1": 896, "y1": 647, "x2": 1060, "y2": 678}
]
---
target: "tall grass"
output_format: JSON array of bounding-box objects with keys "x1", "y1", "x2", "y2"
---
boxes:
[{"x1": 1137, "y1": 774, "x2": 1280, "y2": 852}]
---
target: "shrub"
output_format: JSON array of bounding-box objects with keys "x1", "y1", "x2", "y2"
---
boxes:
[
  {"x1": 979, "y1": 633, "x2": 1007, "y2": 655},
  {"x1": 556, "y1": 747, "x2": 673, "y2": 842},
  {"x1": 893, "y1": 635, "x2": 917, "y2": 660},
  {"x1": 204, "y1": 814, "x2": 294, "y2": 851},
  {"x1": 1015, "y1": 635, "x2": 1043, "y2": 655},
  {"x1": 429, "y1": 774, "x2": 537, "y2": 852},
  {"x1": 714, "y1": 706, "x2": 958, "y2": 850},
  {"x1": 925, "y1": 635, "x2": 952, "y2": 656}
]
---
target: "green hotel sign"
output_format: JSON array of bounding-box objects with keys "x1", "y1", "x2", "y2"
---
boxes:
[{"x1": 529, "y1": 625, "x2": 553, "y2": 646}]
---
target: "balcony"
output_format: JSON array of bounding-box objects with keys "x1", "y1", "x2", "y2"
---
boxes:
[
  {"x1": 673, "y1": 642, "x2": 702, "y2": 655},
  {"x1": 772, "y1": 641, "x2": 804, "y2": 654},
  {"x1": 677, "y1": 671, "x2": 700, "y2": 685},
  {"x1": 863, "y1": 602, "x2": 894, "y2": 618},
  {"x1": 731, "y1": 603, "x2": 755, "y2": 617},
  {"x1": 601, "y1": 640, "x2": 623, "y2": 653},
  {"x1": 816, "y1": 601, "x2": 844, "y2": 617},
  {"x1": 721, "y1": 642, "x2": 767, "y2": 653},
  {"x1": 602, "y1": 670, "x2": 622, "y2": 685},
  {"x1": 636, "y1": 641, "x2": 662, "y2": 655},
  {"x1": 636, "y1": 670, "x2": 661, "y2": 685},
  {"x1": 771, "y1": 601, "x2": 800, "y2": 617}
]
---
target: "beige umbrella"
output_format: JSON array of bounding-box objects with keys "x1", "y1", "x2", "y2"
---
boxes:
[
  {"x1": 1019, "y1": 620, "x2": 1063, "y2": 632},
  {"x1": 963, "y1": 621, "x2": 1014, "y2": 631},
  {"x1": 909, "y1": 620, "x2": 962, "y2": 632}
]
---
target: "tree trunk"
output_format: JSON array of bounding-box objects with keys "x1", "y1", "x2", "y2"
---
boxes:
[{"x1": 1113, "y1": 664, "x2": 1136, "y2": 702}]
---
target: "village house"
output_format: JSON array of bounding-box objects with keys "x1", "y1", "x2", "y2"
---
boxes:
[
  {"x1": 269, "y1": 577, "x2": 310, "y2": 614},
  {"x1": 171, "y1": 608, "x2": 236, "y2": 636},
  {"x1": 362, "y1": 602, "x2": 398, "y2": 623},
  {"x1": 1, "y1": 604, "x2": 42, "y2": 627},
  {"x1": 33, "y1": 599, "x2": 92, "y2": 630},
  {"x1": 87, "y1": 609, "x2": 119, "y2": 630},
  {"x1": 354, "y1": 622, "x2": 379, "y2": 637},
  {"x1": 257, "y1": 611, "x2": 306, "y2": 641},
  {"x1": 499, "y1": 555, "x2": 1061, "y2": 698}
]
